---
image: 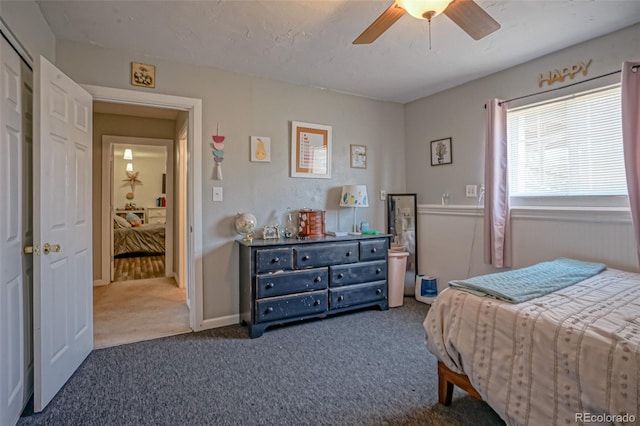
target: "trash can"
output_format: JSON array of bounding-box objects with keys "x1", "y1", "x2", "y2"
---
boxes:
[{"x1": 388, "y1": 251, "x2": 409, "y2": 308}]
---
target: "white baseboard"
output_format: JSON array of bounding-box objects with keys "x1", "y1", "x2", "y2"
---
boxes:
[
  {"x1": 93, "y1": 279, "x2": 110, "y2": 286},
  {"x1": 198, "y1": 314, "x2": 239, "y2": 332}
]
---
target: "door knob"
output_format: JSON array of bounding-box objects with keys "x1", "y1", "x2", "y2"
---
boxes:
[{"x1": 43, "y1": 243, "x2": 61, "y2": 255}]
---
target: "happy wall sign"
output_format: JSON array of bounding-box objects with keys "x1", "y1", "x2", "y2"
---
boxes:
[{"x1": 538, "y1": 59, "x2": 592, "y2": 88}]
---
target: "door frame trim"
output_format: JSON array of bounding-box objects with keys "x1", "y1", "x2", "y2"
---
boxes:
[{"x1": 84, "y1": 84, "x2": 203, "y2": 331}]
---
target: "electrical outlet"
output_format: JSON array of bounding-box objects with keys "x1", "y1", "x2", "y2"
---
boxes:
[
  {"x1": 380, "y1": 190, "x2": 387, "y2": 201},
  {"x1": 465, "y1": 184, "x2": 477, "y2": 198},
  {"x1": 213, "y1": 186, "x2": 223, "y2": 201}
]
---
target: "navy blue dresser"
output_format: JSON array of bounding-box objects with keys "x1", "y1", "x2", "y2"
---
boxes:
[{"x1": 237, "y1": 235, "x2": 390, "y2": 337}]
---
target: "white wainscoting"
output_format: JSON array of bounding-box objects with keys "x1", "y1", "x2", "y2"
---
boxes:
[{"x1": 418, "y1": 204, "x2": 639, "y2": 294}]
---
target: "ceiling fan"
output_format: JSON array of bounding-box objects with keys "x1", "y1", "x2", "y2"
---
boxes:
[{"x1": 353, "y1": 0, "x2": 501, "y2": 45}]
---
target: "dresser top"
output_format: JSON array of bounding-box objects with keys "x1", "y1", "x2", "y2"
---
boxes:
[{"x1": 235, "y1": 233, "x2": 391, "y2": 247}]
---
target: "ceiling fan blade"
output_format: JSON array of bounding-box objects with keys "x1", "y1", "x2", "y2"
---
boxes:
[
  {"x1": 353, "y1": 2, "x2": 406, "y2": 45},
  {"x1": 443, "y1": 0, "x2": 501, "y2": 40}
]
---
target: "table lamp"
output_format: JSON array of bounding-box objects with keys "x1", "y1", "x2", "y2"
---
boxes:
[{"x1": 340, "y1": 185, "x2": 369, "y2": 235}]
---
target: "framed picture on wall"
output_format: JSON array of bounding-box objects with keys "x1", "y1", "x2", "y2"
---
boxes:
[
  {"x1": 250, "y1": 136, "x2": 271, "y2": 162},
  {"x1": 290, "y1": 121, "x2": 332, "y2": 179},
  {"x1": 131, "y1": 62, "x2": 156, "y2": 88},
  {"x1": 350, "y1": 144, "x2": 367, "y2": 169},
  {"x1": 430, "y1": 137, "x2": 452, "y2": 166}
]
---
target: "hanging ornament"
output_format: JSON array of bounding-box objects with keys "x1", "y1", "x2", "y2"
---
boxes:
[
  {"x1": 123, "y1": 171, "x2": 143, "y2": 192},
  {"x1": 211, "y1": 122, "x2": 226, "y2": 180}
]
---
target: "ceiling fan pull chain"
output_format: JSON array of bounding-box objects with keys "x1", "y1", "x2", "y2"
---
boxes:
[{"x1": 428, "y1": 17, "x2": 432, "y2": 50}]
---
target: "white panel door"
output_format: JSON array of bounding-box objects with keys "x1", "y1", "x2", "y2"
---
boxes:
[
  {"x1": 33, "y1": 56, "x2": 93, "y2": 412},
  {"x1": 0, "y1": 37, "x2": 26, "y2": 426}
]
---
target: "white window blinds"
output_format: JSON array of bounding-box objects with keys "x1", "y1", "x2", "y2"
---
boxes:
[{"x1": 507, "y1": 85, "x2": 626, "y2": 197}]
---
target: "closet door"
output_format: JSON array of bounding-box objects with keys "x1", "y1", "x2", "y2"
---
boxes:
[{"x1": 0, "y1": 37, "x2": 26, "y2": 426}]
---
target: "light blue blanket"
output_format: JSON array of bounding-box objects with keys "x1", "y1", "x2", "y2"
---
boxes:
[{"x1": 449, "y1": 258, "x2": 606, "y2": 303}]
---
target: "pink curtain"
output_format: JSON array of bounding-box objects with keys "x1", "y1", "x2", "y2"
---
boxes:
[
  {"x1": 484, "y1": 99, "x2": 512, "y2": 268},
  {"x1": 622, "y1": 61, "x2": 640, "y2": 264}
]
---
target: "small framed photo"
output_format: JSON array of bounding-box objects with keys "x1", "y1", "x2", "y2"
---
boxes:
[
  {"x1": 262, "y1": 225, "x2": 280, "y2": 240},
  {"x1": 131, "y1": 62, "x2": 155, "y2": 88},
  {"x1": 430, "y1": 137, "x2": 452, "y2": 166},
  {"x1": 250, "y1": 136, "x2": 271, "y2": 162},
  {"x1": 350, "y1": 144, "x2": 367, "y2": 169}
]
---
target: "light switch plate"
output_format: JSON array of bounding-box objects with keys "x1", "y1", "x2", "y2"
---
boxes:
[
  {"x1": 380, "y1": 190, "x2": 387, "y2": 201},
  {"x1": 213, "y1": 186, "x2": 223, "y2": 201}
]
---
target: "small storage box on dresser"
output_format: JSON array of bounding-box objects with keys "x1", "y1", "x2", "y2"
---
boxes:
[{"x1": 237, "y1": 234, "x2": 391, "y2": 337}]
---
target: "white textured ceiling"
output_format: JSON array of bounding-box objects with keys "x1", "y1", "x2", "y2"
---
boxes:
[{"x1": 37, "y1": 0, "x2": 640, "y2": 104}]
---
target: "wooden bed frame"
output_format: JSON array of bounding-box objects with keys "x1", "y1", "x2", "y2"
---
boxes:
[{"x1": 437, "y1": 361, "x2": 482, "y2": 405}]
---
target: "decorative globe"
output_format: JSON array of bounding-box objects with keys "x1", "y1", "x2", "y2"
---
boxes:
[{"x1": 234, "y1": 213, "x2": 257, "y2": 241}]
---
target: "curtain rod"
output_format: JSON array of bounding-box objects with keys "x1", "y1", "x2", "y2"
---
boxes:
[{"x1": 484, "y1": 64, "x2": 639, "y2": 108}]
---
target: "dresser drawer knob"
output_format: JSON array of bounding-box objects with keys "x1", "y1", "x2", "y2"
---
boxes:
[
  {"x1": 266, "y1": 307, "x2": 274, "y2": 313},
  {"x1": 376, "y1": 289, "x2": 382, "y2": 295},
  {"x1": 302, "y1": 255, "x2": 310, "y2": 261},
  {"x1": 346, "y1": 251, "x2": 352, "y2": 257},
  {"x1": 313, "y1": 300, "x2": 321, "y2": 306},
  {"x1": 337, "y1": 295, "x2": 344, "y2": 302},
  {"x1": 271, "y1": 257, "x2": 279, "y2": 263},
  {"x1": 337, "y1": 273, "x2": 344, "y2": 279},
  {"x1": 265, "y1": 283, "x2": 275, "y2": 289},
  {"x1": 376, "y1": 268, "x2": 382, "y2": 274},
  {"x1": 314, "y1": 277, "x2": 322, "y2": 283},
  {"x1": 371, "y1": 248, "x2": 377, "y2": 253}
]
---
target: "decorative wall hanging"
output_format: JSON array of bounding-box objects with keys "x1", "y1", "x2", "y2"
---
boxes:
[
  {"x1": 123, "y1": 171, "x2": 143, "y2": 193},
  {"x1": 250, "y1": 136, "x2": 271, "y2": 162},
  {"x1": 131, "y1": 62, "x2": 155, "y2": 88},
  {"x1": 350, "y1": 144, "x2": 367, "y2": 169},
  {"x1": 538, "y1": 59, "x2": 592, "y2": 88},
  {"x1": 290, "y1": 121, "x2": 332, "y2": 179},
  {"x1": 211, "y1": 123, "x2": 225, "y2": 180},
  {"x1": 430, "y1": 137, "x2": 452, "y2": 166}
]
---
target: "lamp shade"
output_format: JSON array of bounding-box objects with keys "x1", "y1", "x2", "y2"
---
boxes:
[
  {"x1": 340, "y1": 185, "x2": 369, "y2": 208},
  {"x1": 123, "y1": 148, "x2": 133, "y2": 160}
]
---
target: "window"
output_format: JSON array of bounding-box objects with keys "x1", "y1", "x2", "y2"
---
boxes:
[{"x1": 507, "y1": 85, "x2": 626, "y2": 198}]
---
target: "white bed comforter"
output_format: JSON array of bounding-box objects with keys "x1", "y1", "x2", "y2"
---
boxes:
[{"x1": 424, "y1": 269, "x2": 640, "y2": 425}]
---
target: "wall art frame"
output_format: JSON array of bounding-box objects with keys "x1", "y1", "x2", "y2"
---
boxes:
[
  {"x1": 250, "y1": 136, "x2": 271, "y2": 162},
  {"x1": 430, "y1": 137, "x2": 452, "y2": 166},
  {"x1": 350, "y1": 144, "x2": 367, "y2": 169},
  {"x1": 131, "y1": 62, "x2": 156, "y2": 88},
  {"x1": 290, "y1": 121, "x2": 332, "y2": 179}
]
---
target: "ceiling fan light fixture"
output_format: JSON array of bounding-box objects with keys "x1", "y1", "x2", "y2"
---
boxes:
[{"x1": 397, "y1": 0, "x2": 451, "y2": 20}]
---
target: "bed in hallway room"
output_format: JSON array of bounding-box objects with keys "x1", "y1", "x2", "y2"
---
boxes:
[
  {"x1": 114, "y1": 223, "x2": 165, "y2": 257},
  {"x1": 424, "y1": 258, "x2": 640, "y2": 425}
]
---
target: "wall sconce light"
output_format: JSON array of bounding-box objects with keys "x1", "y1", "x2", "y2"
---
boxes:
[
  {"x1": 123, "y1": 148, "x2": 133, "y2": 160},
  {"x1": 126, "y1": 163, "x2": 134, "y2": 172}
]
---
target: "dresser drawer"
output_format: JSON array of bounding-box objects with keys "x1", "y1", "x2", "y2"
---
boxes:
[
  {"x1": 256, "y1": 268, "x2": 328, "y2": 298},
  {"x1": 330, "y1": 260, "x2": 387, "y2": 287},
  {"x1": 255, "y1": 290, "x2": 327, "y2": 323},
  {"x1": 330, "y1": 281, "x2": 387, "y2": 309},
  {"x1": 295, "y1": 242, "x2": 359, "y2": 268},
  {"x1": 256, "y1": 248, "x2": 293, "y2": 273},
  {"x1": 359, "y1": 239, "x2": 388, "y2": 261}
]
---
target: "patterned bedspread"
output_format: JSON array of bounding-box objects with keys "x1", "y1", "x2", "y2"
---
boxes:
[
  {"x1": 424, "y1": 268, "x2": 640, "y2": 425},
  {"x1": 114, "y1": 224, "x2": 165, "y2": 256}
]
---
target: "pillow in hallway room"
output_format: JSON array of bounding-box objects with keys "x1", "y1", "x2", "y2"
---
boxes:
[
  {"x1": 114, "y1": 214, "x2": 131, "y2": 228},
  {"x1": 126, "y1": 212, "x2": 142, "y2": 227}
]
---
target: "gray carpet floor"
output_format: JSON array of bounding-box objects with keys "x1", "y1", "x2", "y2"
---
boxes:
[{"x1": 19, "y1": 298, "x2": 504, "y2": 426}]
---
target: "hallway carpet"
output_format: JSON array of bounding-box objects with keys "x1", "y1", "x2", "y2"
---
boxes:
[{"x1": 93, "y1": 277, "x2": 190, "y2": 349}]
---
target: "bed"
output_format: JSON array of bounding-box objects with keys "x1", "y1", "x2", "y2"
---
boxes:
[
  {"x1": 424, "y1": 259, "x2": 640, "y2": 425},
  {"x1": 113, "y1": 223, "x2": 165, "y2": 256}
]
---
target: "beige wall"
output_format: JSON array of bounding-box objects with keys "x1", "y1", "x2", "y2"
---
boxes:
[
  {"x1": 92, "y1": 113, "x2": 176, "y2": 279},
  {"x1": 58, "y1": 41, "x2": 406, "y2": 321}
]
